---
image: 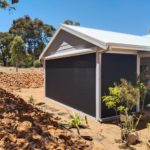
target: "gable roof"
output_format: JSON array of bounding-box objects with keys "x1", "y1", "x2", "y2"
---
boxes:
[{"x1": 40, "y1": 24, "x2": 150, "y2": 60}]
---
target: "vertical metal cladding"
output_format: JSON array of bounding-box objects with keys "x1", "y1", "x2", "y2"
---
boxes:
[
  {"x1": 101, "y1": 53, "x2": 137, "y2": 118},
  {"x1": 45, "y1": 52, "x2": 137, "y2": 118},
  {"x1": 45, "y1": 53, "x2": 96, "y2": 116}
]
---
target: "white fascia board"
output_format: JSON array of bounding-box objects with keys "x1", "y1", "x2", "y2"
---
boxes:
[
  {"x1": 61, "y1": 25, "x2": 108, "y2": 50},
  {"x1": 45, "y1": 48, "x2": 96, "y2": 60},
  {"x1": 39, "y1": 27, "x2": 62, "y2": 60},
  {"x1": 108, "y1": 43, "x2": 150, "y2": 52},
  {"x1": 107, "y1": 48, "x2": 138, "y2": 55},
  {"x1": 40, "y1": 25, "x2": 108, "y2": 60}
]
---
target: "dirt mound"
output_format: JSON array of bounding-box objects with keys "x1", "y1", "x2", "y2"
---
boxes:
[
  {"x1": 0, "y1": 88, "x2": 92, "y2": 150},
  {"x1": 0, "y1": 72, "x2": 43, "y2": 90}
]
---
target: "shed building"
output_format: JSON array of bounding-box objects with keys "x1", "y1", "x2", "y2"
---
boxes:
[{"x1": 40, "y1": 25, "x2": 150, "y2": 120}]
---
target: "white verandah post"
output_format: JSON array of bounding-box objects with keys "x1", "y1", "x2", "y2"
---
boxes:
[{"x1": 96, "y1": 52, "x2": 102, "y2": 120}]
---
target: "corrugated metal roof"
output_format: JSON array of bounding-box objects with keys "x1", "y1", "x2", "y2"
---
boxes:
[{"x1": 62, "y1": 24, "x2": 150, "y2": 49}]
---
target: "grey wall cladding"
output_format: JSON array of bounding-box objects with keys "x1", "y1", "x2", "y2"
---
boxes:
[
  {"x1": 45, "y1": 53, "x2": 96, "y2": 116},
  {"x1": 101, "y1": 53, "x2": 137, "y2": 118},
  {"x1": 44, "y1": 30, "x2": 94, "y2": 57}
]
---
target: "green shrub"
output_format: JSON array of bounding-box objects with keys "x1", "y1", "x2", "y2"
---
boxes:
[
  {"x1": 7, "y1": 58, "x2": 13, "y2": 66},
  {"x1": 28, "y1": 95, "x2": 35, "y2": 104},
  {"x1": 102, "y1": 79, "x2": 139, "y2": 115},
  {"x1": 147, "y1": 123, "x2": 150, "y2": 130},
  {"x1": 103, "y1": 79, "x2": 142, "y2": 145},
  {"x1": 33, "y1": 59, "x2": 41, "y2": 68},
  {"x1": 23, "y1": 53, "x2": 34, "y2": 68},
  {"x1": 66, "y1": 112, "x2": 88, "y2": 135}
]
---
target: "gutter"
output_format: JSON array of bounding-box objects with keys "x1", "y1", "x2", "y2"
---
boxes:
[{"x1": 108, "y1": 43, "x2": 150, "y2": 52}]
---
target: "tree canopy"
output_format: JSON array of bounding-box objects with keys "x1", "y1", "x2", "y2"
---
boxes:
[
  {"x1": 0, "y1": 0, "x2": 19, "y2": 9},
  {"x1": 9, "y1": 15, "x2": 56, "y2": 59},
  {"x1": 64, "y1": 19, "x2": 80, "y2": 26},
  {"x1": 10, "y1": 35, "x2": 25, "y2": 72},
  {"x1": 0, "y1": 16, "x2": 80, "y2": 68},
  {"x1": 0, "y1": 32, "x2": 13, "y2": 66}
]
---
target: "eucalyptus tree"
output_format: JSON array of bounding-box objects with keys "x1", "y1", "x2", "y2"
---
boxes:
[
  {"x1": 64, "y1": 19, "x2": 80, "y2": 26},
  {"x1": 0, "y1": 32, "x2": 13, "y2": 66},
  {"x1": 10, "y1": 36, "x2": 25, "y2": 72},
  {"x1": 0, "y1": 0, "x2": 19, "y2": 9},
  {"x1": 9, "y1": 16, "x2": 56, "y2": 59}
]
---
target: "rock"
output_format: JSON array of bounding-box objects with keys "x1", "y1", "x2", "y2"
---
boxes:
[
  {"x1": 1, "y1": 118, "x2": 12, "y2": 125},
  {"x1": 119, "y1": 142, "x2": 128, "y2": 149},
  {"x1": 81, "y1": 136, "x2": 93, "y2": 141},
  {"x1": 0, "y1": 140, "x2": 4, "y2": 146},
  {"x1": 17, "y1": 121, "x2": 32, "y2": 132},
  {"x1": 32, "y1": 134, "x2": 42, "y2": 141},
  {"x1": 16, "y1": 138, "x2": 26, "y2": 145},
  {"x1": 127, "y1": 132, "x2": 139, "y2": 145}
]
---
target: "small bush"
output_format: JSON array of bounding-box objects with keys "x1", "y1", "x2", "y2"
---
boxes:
[
  {"x1": 33, "y1": 59, "x2": 41, "y2": 68},
  {"x1": 23, "y1": 53, "x2": 34, "y2": 68},
  {"x1": 28, "y1": 95, "x2": 34, "y2": 104},
  {"x1": 7, "y1": 58, "x2": 13, "y2": 66},
  {"x1": 66, "y1": 112, "x2": 88, "y2": 134},
  {"x1": 147, "y1": 123, "x2": 150, "y2": 130}
]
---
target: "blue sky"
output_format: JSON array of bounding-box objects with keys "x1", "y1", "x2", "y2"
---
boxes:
[{"x1": 0, "y1": 0, "x2": 150, "y2": 35}]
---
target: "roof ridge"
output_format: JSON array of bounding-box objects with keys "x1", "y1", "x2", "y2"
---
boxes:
[{"x1": 61, "y1": 24, "x2": 144, "y2": 38}]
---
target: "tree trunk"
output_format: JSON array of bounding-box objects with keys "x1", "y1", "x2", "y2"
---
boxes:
[
  {"x1": 16, "y1": 63, "x2": 18, "y2": 72},
  {"x1": 2, "y1": 53, "x2": 7, "y2": 66},
  {"x1": 3, "y1": 59, "x2": 6, "y2": 66}
]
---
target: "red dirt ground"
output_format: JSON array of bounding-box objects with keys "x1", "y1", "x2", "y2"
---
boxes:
[{"x1": 0, "y1": 67, "x2": 150, "y2": 150}]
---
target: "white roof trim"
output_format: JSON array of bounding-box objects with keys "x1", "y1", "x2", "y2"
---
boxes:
[
  {"x1": 39, "y1": 27, "x2": 62, "y2": 60},
  {"x1": 108, "y1": 43, "x2": 150, "y2": 51},
  {"x1": 39, "y1": 25, "x2": 108, "y2": 60},
  {"x1": 40, "y1": 24, "x2": 150, "y2": 60},
  {"x1": 61, "y1": 25, "x2": 108, "y2": 50},
  {"x1": 143, "y1": 35, "x2": 150, "y2": 39},
  {"x1": 44, "y1": 48, "x2": 96, "y2": 60}
]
